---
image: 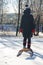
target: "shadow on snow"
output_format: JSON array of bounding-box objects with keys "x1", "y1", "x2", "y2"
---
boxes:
[{"x1": 26, "y1": 51, "x2": 43, "y2": 60}]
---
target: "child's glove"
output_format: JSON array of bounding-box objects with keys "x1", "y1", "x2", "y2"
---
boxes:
[
  {"x1": 32, "y1": 29, "x2": 35, "y2": 33},
  {"x1": 19, "y1": 28, "x2": 23, "y2": 33}
]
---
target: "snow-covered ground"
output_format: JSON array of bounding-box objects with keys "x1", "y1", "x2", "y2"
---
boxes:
[{"x1": 0, "y1": 36, "x2": 43, "y2": 65}]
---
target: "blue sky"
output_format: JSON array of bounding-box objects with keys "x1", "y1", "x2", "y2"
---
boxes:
[{"x1": 4, "y1": 0, "x2": 18, "y2": 13}]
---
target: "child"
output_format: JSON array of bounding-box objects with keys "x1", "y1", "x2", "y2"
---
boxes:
[{"x1": 19, "y1": 8, "x2": 35, "y2": 50}]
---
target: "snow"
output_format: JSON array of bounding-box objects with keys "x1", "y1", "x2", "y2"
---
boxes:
[{"x1": 0, "y1": 36, "x2": 43, "y2": 65}]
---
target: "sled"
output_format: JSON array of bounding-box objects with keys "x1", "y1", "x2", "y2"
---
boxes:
[{"x1": 17, "y1": 48, "x2": 33, "y2": 57}]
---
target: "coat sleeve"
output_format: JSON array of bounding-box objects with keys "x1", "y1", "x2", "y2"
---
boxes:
[
  {"x1": 31, "y1": 15, "x2": 35, "y2": 30},
  {"x1": 20, "y1": 15, "x2": 24, "y2": 29}
]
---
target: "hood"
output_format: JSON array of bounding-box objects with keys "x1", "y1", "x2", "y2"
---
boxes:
[{"x1": 24, "y1": 8, "x2": 31, "y2": 15}]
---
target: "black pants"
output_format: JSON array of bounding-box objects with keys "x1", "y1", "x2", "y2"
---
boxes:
[{"x1": 23, "y1": 37, "x2": 31, "y2": 49}]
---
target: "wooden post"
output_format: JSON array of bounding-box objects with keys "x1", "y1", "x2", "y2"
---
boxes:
[{"x1": 16, "y1": 0, "x2": 21, "y2": 36}]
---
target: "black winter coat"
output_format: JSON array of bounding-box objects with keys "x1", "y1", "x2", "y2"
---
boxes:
[{"x1": 20, "y1": 9, "x2": 35, "y2": 38}]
